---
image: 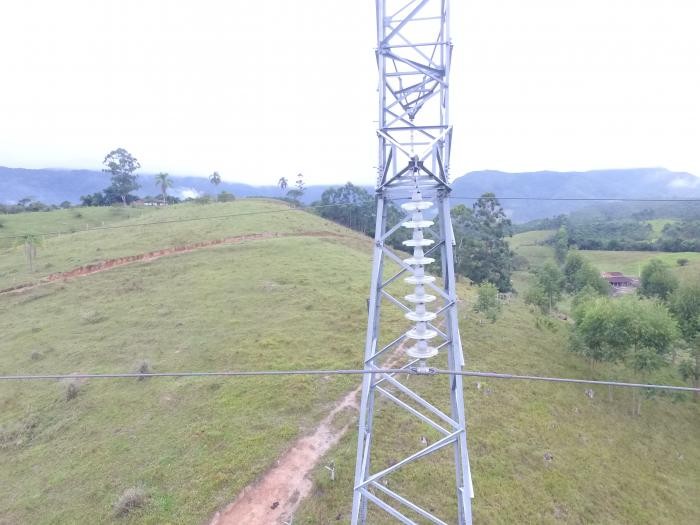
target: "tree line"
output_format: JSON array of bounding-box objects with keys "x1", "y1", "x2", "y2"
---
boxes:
[
  {"x1": 518, "y1": 213, "x2": 700, "y2": 253},
  {"x1": 80, "y1": 148, "x2": 233, "y2": 207},
  {"x1": 311, "y1": 184, "x2": 515, "y2": 291}
]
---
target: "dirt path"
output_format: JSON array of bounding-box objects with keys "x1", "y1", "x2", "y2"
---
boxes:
[
  {"x1": 209, "y1": 351, "x2": 408, "y2": 525},
  {"x1": 209, "y1": 386, "x2": 361, "y2": 525},
  {"x1": 0, "y1": 231, "x2": 345, "y2": 296}
]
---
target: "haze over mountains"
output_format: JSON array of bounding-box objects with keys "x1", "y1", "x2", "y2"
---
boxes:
[{"x1": 1, "y1": 166, "x2": 699, "y2": 222}]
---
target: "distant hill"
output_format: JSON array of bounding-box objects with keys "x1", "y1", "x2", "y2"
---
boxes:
[
  {"x1": 2, "y1": 166, "x2": 699, "y2": 222},
  {"x1": 0, "y1": 167, "x2": 333, "y2": 205},
  {"x1": 450, "y1": 168, "x2": 700, "y2": 222}
]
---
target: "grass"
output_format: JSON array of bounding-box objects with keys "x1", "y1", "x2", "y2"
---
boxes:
[
  {"x1": 0, "y1": 202, "x2": 380, "y2": 523},
  {"x1": 510, "y1": 229, "x2": 700, "y2": 285},
  {"x1": 509, "y1": 230, "x2": 555, "y2": 269},
  {"x1": 646, "y1": 218, "x2": 678, "y2": 239},
  {"x1": 0, "y1": 200, "x2": 353, "y2": 290},
  {"x1": 580, "y1": 250, "x2": 700, "y2": 282},
  {"x1": 1, "y1": 207, "x2": 698, "y2": 524},
  {"x1": 295, "y1": 293, "x2": 700, "y2": 524}
]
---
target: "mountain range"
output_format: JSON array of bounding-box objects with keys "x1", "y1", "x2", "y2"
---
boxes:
[{"x1": 2, "y1": 166, "x2": 699, "y2": 223}]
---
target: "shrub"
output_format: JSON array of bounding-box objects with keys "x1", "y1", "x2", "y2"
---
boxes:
[
  {"x1": 113, "y1": 487, "x2": 148, "y2": 517},
  {"x1": 217, "y1": 190, "x2": 236, "y2": 202},
  {"x1": 474, "y1": 282, "x2": 501, "y2": 321},
  {"x1": 65, "y1": 381, "x2": 80, "y2": 401},
  {"x1": 80, "y1": 311, "x2": 106, "y2": 324},
  {"x1": 136, "y1": 360, "x2": 152, "y2": 380}
]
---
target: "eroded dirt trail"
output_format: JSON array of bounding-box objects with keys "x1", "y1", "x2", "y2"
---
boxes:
[
  {"x1": 0, "y1": 231, "x2": 346, "y2": 296},
  {"x1": 209, "y1": 387, "x2": 361, "y2": 525},
  {"x1": 210, "y1": 351, "x2": 408, "y2": 525}
]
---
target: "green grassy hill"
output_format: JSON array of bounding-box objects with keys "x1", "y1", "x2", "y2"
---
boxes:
[{"x1": 1, "y1": 206, "x2": 698, "y2": 524}]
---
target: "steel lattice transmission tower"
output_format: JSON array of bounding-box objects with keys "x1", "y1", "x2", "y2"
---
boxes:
[{"x1": 351, "y1": 1, "x2": 473, "y2": 523}]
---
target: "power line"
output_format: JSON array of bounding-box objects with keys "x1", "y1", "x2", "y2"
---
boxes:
[
  {"x1": 2, "y1": 195, "x2": 699, "y2": 241},
  {"x1": 450, "y1": 196, "x2": 700, "y2": 202},
  {"x1": 0, "y1": 367, "x2": 697, "y2": 392},
  {"x1": 0, "y1": 204, "x2": 322, "y2": 240}
]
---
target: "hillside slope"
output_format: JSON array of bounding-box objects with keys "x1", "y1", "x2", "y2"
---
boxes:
[{"x1": 1, "y1": 202, "x2": 698, "y2": 524}]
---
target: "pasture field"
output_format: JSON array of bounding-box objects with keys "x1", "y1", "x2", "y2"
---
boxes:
[
  {"x1": 580, "y1": 249, "x2": 700, "y2": 282},
  {"x1": 509, "y1": 229, "x2": 700, "y2": 285},
  {"x1": 646, "y1": 218, "x2": 678, "y2": 239},
  {"x1": 508, "y1": 230, "x2": 554, "y2": 270},
  {"x1": 0, "y1": 200, "x2": 352, "y2": 291},
  {"x1": 1, "y1": 206, "x2": 698, "y2": 524}
]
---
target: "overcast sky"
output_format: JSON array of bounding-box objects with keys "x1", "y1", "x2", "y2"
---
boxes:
[{"x1": 0, "y1": 0, "x2": 698, "y2": 185}]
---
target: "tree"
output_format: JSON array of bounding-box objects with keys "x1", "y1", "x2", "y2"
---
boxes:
[
  {"x1": 535, "y1": 262, "x2": 564, "y2": 313},
  {"x1": 278, "y1": 177, "x2": 289, "y2": 193},
  {"x1": 553, "y1": 225, "x2": 569, "y2": 264},
  {"x1": 286, "y1": 188, "x2": 303, "y2": 204},
  {"x1": 452, "y1": 193, "x2": 514, "y2": 292},
  {"x1": 572, "y1": 295, "x2": 678, "y2": 413},
  {"x1": 570, "y1": 296, "x2": 622, "y2": 369},
  {"x1": 154, "y1": 173, "x2": 173, "y2": 205},
  {"x1": 209, "y1": 172, "x2": 221, "y2": 186},
  {"x1": 80, "y1": 192, "x2": 107, "y2": 207},
  {"x1": 474, "y1": 282, "x2": 501, "y2": 322},
  {"x1": 640, "y1": 259, "x2": 679, "y2": 301},
  {"x1": 563, "y1": 251, "x2": 608, "y2": 295},
  {"x1": 217, "y1": 190, "x2": 236, "y2": 202},
  {"x1": 669, "y1": 286, "x2": 700, "y2": 398},
  {"x1": 102, "y1": 148, "x2": 141, "y2": 206},
  {"x1": 295, "y1": 173, "x2": 305, "y2": 195},
  {"x1": 313, "y1": 183, "x2": 375, "y2": 234}
]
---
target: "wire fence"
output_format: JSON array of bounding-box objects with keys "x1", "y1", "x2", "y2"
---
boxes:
[{"x1": 2, "y1": 195, "x2": 700, "y2": 241}]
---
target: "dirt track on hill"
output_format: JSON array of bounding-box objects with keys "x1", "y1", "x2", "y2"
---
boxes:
[
  {"x1": 208, "y1": 349, "x2": 409, "y2": 525},
  {"x1": 0, "y1": 231, "x2": 347, "y2": 296}
]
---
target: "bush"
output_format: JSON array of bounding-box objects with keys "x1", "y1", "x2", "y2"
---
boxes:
[
  {"x1": 80, "y1": 311, "x2": 106, "y2": 324},
  {"x1": 474, "y1": 282, "x2": 501, "y2": 321},
  {"x1": 217, "y1": 191, "x2": 236, "y2": 202},
  {"x1": 113, "y1": 487, "x2": 148, "y2": 517},
  {"x1": 135, "y1": 360, "x2": 152, "y2": 380},
  {"x1": 65, "y1": 381, "x2": 80, "y2": 401},
  {"x1": 524, "y1": 284, "x2": 549, "y2": 314}
]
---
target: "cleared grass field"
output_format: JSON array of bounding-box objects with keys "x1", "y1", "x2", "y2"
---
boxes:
[
  {"x1": 0, "y1": 200, "x2": 352, "y2": 291},
  {"x1": 509, "y1": 230, "x2": 555, "y2": 270},
  {"x1": 1, "y1": 207, "x2": 698, "y2": 523},
  {"x1": 510, "y1": 229, "x2": 700, "y2": 285},
  {"x1": 645, "y1": 218, "x2": 678, "y2": 239},
  {"x1": 580, "y1": 249, "x2": 700, "y2": 279}
]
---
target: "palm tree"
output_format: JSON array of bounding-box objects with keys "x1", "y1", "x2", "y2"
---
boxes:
[
  {"x1": 209, "y1": 172, "x2": 222, "y2": 186},
  {"x1": 278, "y1": 177, "x2": 288, "y2": 193},
  {"x1": 154, "y1": 172, "x2": 173, "y2": 205}
]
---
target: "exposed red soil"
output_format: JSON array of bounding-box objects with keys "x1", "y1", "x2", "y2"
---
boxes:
[
  {"x1": 209, "y1": 351, "x2": 408, "y2": 525},
  {"x1": 209, "y1": 387, "x2": 361, "y2": 525},
  {"x1": 0, "y1": 231, "x2": 345, "y2": 296}
]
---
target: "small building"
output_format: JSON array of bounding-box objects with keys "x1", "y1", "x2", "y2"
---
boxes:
[{"x1": 601, "y1": 272, "x2": 638, "y2": 290}]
